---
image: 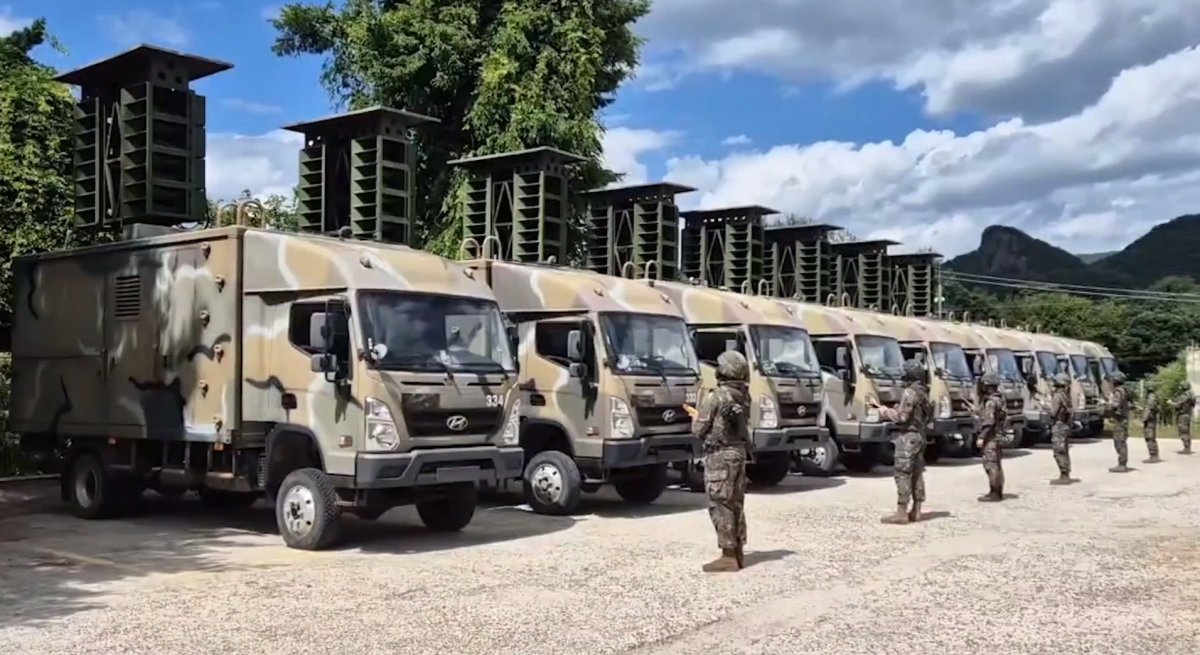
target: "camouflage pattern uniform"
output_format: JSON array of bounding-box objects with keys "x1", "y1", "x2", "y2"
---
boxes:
[
  {"x1": 1048, "y1": 373, "x2": 1075, "y2": 485},
  {"x1": 1173, "y1": 389, "x2": 1195, "y2": 455},
  {"x1": 976, "y1": 373, "x2": 1007, "y2": 501},
  {"x1": 1105, "y1": 372, "x2": 1132, "y2": 472},
  {"x1": 878, "y1": 359, "x2": 933, "y2": 524},
  {"x1": 1142, "y1": 390, "x2": 1161, "y2": 463},
  {"x1": 692, "y1": 351, "x2": 751, "y2": 573}
]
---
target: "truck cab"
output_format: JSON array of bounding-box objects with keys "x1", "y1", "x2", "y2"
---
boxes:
[
  {"x1": 943, "y1": 322, "x2": 1030, "y2": 448},
  {"x1": 1082, "y1": 340, "x2": 1121, "y2": 402},
  {"x1": 1052, "y1": 336, "x2": 1104, "y2": 436},
  {"x1": 890, "y1": 316, "x2": 980, "y2": 459},
  {"x1": 655, "y1": 282, "x2": 831, "y2": 485},
  {"x1": 783, "y1": 303, "x2": 906, "y2": 473},
  {"x1": 465, "y1": 260, "x2": 702, "y2": 515}
]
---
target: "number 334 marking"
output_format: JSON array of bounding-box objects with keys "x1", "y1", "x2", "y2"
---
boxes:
[{"x1": 486, "y1": 394, "x2": 504, "y2": 408}]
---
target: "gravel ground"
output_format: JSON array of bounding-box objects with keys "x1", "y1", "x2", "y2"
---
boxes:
[{"x1": 2, "y1": 439, "x2": 1200, "y2": 655}]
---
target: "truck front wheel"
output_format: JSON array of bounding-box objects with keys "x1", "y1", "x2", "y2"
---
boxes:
[
  {"x1": 613, "y1": 464, "x2": 668, "y2": 505},
  {"x1": 746, "y1": 453, "x2": 791, "y2": 486},
  {"x1": 275, "y1": 468, "x2": 342, "y2": 551},
  {"x1": 66, "y1": 452, "x2": 119, "y2": 519},
  {"x1": 523, "y1": 450, "x2": 582, "y2": 515},
  {"x1": 417, "y1": 483, "x2": 477, "y2": 532}
]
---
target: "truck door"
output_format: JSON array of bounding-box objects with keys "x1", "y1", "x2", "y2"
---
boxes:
[{"x1": 526, "y1": 318, "x2": 598, "y2": 441}]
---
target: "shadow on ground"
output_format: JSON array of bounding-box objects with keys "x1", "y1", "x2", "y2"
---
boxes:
[
  {"x1": 743, "y1": 549, "x2": 796, "y2": 568},
  {"x1": 0, "y1": 485, "x2": 573, "y2": 629}
]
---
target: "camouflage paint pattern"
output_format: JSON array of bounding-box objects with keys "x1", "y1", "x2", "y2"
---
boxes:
[
  {"x1": 654, "y1": 281, "x2": 826, "y2": 452},
  {"x1": 12, "y1": 226, "x2": 520, "y2": 478},
  {"x1": 1041, "y1": 334, "x2": 1102, "y2": 432},
  {"x1": 464, "y1": 261, "x2": 701, "y2": 463},
  {"x1": 937, "y1": 322, "x2": 1029, "y2": 437}
]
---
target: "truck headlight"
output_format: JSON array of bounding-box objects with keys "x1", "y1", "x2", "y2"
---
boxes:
[
  {"x1": 501, "y1": 398, "x2": 521, "y2": 446},
  {"x1": 1075, "y1": 391, "x2": 1086, "y2": 407},
  {"x1": 759, "y1": 395, "x2": 778, "y2": 429},
  {"x1": 938, "y1": 395, "x2": 952, "y2": 419},
  {"x1": 611, "y1": 397, "x2": 635, "y2": 439},
  {"x1": 364, "y1": 397, "x2": 401, "y2": 451}
]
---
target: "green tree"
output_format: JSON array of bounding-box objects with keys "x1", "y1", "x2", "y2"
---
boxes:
[{"x1": 271, "y1": 0, "x2": 650, "y2": 259}]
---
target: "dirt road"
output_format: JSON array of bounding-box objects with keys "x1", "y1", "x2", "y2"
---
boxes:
[{"x1": 2, "y1": 440, "x2": 1199, "y2": 654}]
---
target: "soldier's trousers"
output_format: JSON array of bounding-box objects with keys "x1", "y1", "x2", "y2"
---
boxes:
[
  {"x1": 892, "y1": 431, "x2": 926, "y2": 506},
  {"x1": 1144, "y1": 420, "x2": 1159, "y2": 458},
  {"x1": 1177, "y1": 416, "x2": 1191, "y2": 450},
  {"x1": 1051, "y1": 423, "x2": 1071, "y2": 476},
  {"x1": 704, "y1": 448, "x2": 747, "y2": 550},
  {"x1": 981, "y1": 437, "x2": 1003, "y2": 491},
  {"x1": 1112, "y1": 419, "x2": 1128, "y2": 466}
]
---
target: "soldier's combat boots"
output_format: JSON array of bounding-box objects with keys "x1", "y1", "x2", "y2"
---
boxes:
[
  {"x1": 1143, "y1": 456, "x2": 1162, "y2": 464},
  {"x1": 880, "y1": 503, "x2": 910, "y2": 525},
  {"x1": 702, "y1": 549, "x2": 740, "y2": 573},
  {"x1": 977, "y1": 488, "x2": 1003, "y2": 502},
  {"x1": 1050, "y1": 474, "x2": 1072, "y2": 485},
  {"x1": 1109, "y1": 465, "x2": 1130, "y2": 473},
  {"x1": 734, "y1": 545, "x2": 745, "y2": 569},
  {"x1": 1178, "y1": 447, "x2": 1192, "y2": 455},
  {"x1": 908, "y1": 501, "x2": 923, "y2": 522}
]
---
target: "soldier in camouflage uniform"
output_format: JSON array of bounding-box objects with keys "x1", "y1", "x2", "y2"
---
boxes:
[
  {"x1": 1048, "y1": 373, "x2": 1075, "y2": 485},
  {"x1": 1104, "y1": 372, "x2": 1133, "y2": 473},
  {"x1": 872, "y1": 359, "x2": 933, "y2": 524},
  {"x1": 1173, "y1": 388, "x2": 1195, "y2": 455},
  {"x1": 975, "y1": 372, "x2": 1007, "y2": 501},
  {"x1": 1142, "y1": 388, "x2": 1161, "y2": 464},
  {"x1": 687, "y1": 350, "x2": 751, "y2": 573}
]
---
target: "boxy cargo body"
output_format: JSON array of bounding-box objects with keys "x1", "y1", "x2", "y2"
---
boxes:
[{"x1": 11, "y1": 226, "x2": 523, "y2": 548}]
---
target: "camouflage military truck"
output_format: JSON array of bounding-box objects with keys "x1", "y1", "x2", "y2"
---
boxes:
[
  {"x1": 993, "y1": 328, "x2": 1077, "y2": 443},
  {"x1": 653, "y1": 281, "x2": 832, "y2": 487},
  {"x1": 1046, "y1": 335, "x2": 1104, "y2": 437},
  {"x1": 462, "y1": 259, "x2": 702, "y2": 515},
  {"x1": 781, "y1": 302, "x2": 916, "y2": 472},
  {"x1": 883, "y1": 315, "x2": 980, "y2": 458},
  {"x1": 1081, "y1": 339, "x2": 1121, "y2": 403},
  {"x1": 10, "y1": 226, "x2": 524, "y2": 550},
  {"x1": 938, "y1": 322, "x2": 1029, "y2": 448}
]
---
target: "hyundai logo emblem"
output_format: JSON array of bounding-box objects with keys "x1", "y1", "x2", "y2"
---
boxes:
[
  {"x1": 446, "y1": 415, "x2": 469, "y2": 431},
  {"x1": 796, "y1": 405, "x2": 807, "y2": 417},
  {"x1": 662, "y1": 409, "x2": 677, "y2": 423}
]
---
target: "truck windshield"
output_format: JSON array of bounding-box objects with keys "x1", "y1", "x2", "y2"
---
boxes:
[
  {"x1": 930, "y1": 342, "x2": 972, "y2": 379},
  {"x1": 1101, "y1": 357, "x2": 1119, "y2": 376},
  {"x1": 1069, "y1": 355, "x2": 1090, "y2": 380},
  {"x1": 987, "y1": 348, "x2": 1023, "y2": 382},
  {"x1": 855, "y1": 335, "x2": 904, "y2": 378},
  {"x1": 751, "y1": 325, "x2": 819, "y2": 378},
  {"x1": 357, "y1": 291, "x2": 515, "y2": 373},
  {"x1": 1037, "y1": 351, "x2": 1061, "y2": 377},
  {"x1": 601, "y1": 312, "x2": 699, "y2": 376}
]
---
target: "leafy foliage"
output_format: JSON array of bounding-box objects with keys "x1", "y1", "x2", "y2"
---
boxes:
[{"x1": 271, "y1": 0, "x2": 650, "y2": 260}]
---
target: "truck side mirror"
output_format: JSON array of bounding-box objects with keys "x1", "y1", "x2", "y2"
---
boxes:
[
  {"x1": 1021, "y1": 359, "x2": 1032, "y2": 375},
  {"x1": 725, "y1": 339, "x2": 738, "y2": 352},
  {"x1": 309, "y1": 312, "x2": 330, "y2": 352},
  {"x1": 568, "y1": 362, "x2": 586, "y2": 378},
  {"x1": 567, "y1": 329, "x2": 584, "y2": 362},
  {"x1": 972, "y1": 358, "x2": 983, "y2": 375},
  {"x1": 835, "y1": 346, "x2": 849, "y2": 369},
  {"x1": 506, "y1": 324, "x2": 519, "y2": 354}
]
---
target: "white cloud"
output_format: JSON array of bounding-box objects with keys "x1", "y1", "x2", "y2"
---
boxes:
[
  {"x1": 636, "y1": 46, "x2": 1200, "y2": 256},
  {"x1": 222, "y1": 98, "x2": 284, "y2": 115},
  {"x1": 722, "y1": 134, "x2": 753, "y2": 147},
  {"x1": 601, "y1": 127, "x2": 681, "y2": 185},
  {"x1": 0, "y1": 5, "x2": 31, "y2": 35},
  {"x1": 206, "y1": 130, "x2": 302, "y2": 202},
  {"x1": 636, "y1": 0, "x2": 1200, "y2": 120},
  {"x1": 98, "y1": 11, "x2": 190, "y2": 48}
]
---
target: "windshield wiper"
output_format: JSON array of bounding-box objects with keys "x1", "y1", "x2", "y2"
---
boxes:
[{"x1": 459, "y1": 361, "x2": 511, "y2": 380}]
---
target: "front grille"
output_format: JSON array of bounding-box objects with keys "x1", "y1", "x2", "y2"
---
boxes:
[
  {"x1": 1006, "y1": 399, "x2": 1023, "y2": 411},
  {"x1": 779, "y1": 402, "x2": 821, "y2": 422},
  {"x1": 637, "y1": 405, "x2": 690, "y2": 429},
  {"x1": 401, "y1": 406, "x2": 503, "y2": 438}
]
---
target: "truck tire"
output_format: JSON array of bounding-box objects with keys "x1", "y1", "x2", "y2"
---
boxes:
[
  {"x1": 613, "y1": 464, "x2": 668, "y2": 505},
  {"x1": 198, "y1": 488, "x2": 259, "y2": 509},
  {"x1": 275, "y1": 468, "x2": 342, "y2": 551},
  {"x1": 66, "y1": 452, "x2": 119, "y2": 519},
  {"x1": 417, "y1": 483, "x2": 477, "y2": 532},
  {"x1": 523, "y1": 450, "x2": 582, "y2": 515},
  {"x1": 924, "y1": 442, "x2": 942, "y2": 464},
  {"x1": 746, "y1": 453, "x2": 791, "y2": 486},
  {"x1": 795, "y1": 439, "x2": 840, "y2": 477}
]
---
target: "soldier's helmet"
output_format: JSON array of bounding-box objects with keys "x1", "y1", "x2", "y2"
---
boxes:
[
  {"x1": 901, "y1": 358, "x2": 925, "y2": 382},
  {"x1": 1111, "y1": 371, "x2": 1126, "y2": 385},
  {"x1": 716, "y1": 350, "x2": 750, "y2": 381},
  {"x1": 980, "y1": 372, "x2": 1000, "y2": 389},
  {"x1": 1053, "y1": 372, "x2": 1071, "y2": 388}
]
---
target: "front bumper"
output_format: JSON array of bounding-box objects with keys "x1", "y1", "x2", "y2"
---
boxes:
[
  {"x1": 1025, "y1": 408, "x2": 1049, "y2": 431},
  {"x1": 931, "y1": 417, "x2": 976, "y2": 448},
  {"x1": 752, "y1": 425, "x2": 830, "y2": 453},
  {"x1": 355, "y1": 446, "x2": 524, "y2": 489},
  {"x1": 854, "y1": 422, "x2": 893, "y2": 444},
  {"x1": 602, "y1": 433, "x2": 701, "y2": 469}
]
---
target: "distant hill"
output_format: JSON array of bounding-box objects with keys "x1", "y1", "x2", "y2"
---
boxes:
[
  {"x1": 1076, "y1": 251, "x2": 1116, "y2": 264},
  {"x1": 945, "y1": 215, "x2": 1200, "y2": 289}
]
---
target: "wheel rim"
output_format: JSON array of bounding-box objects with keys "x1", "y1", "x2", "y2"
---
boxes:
[
  {"x1": 282, "y1": 485, "x2": 316, "y2": 538},
  {"x1": 806, "y1": 446, "x2": 829, "y2": 468},
  {"x1": 530, "y1": 463, "x2": 564, "y2": 505},
  {"x1": 74, "y1": 464, "x2": 98, "y2": 509}
]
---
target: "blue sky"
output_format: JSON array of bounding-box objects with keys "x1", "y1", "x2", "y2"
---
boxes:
[{"x1": 6, "y1": 1, "x2": 1200, "y2": 256}]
